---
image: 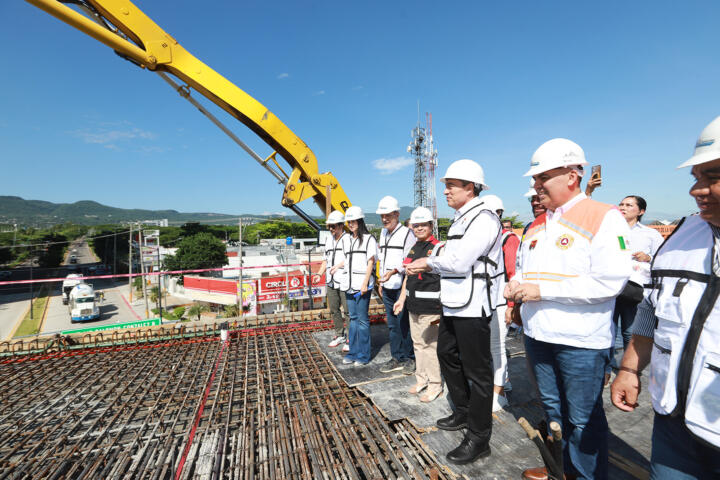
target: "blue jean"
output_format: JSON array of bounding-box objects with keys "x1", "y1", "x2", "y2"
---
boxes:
[
  {"x1": 608, "y1": 296, "x2": 640, "y2": 373},
  {"x1": 346, "y1": 292, "x2": 371, "y2": 364},
  {"x1": 650, "y1": 414, "x2": 720, "y2": 479},
  {"x1": 524, "y1": 335, "x2": 609, "y2": 479},
  {"x1": 381, "y1": 288, "x2": 414, "y2": 362}
]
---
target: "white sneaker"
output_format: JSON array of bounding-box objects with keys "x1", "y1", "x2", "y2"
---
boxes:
[
  {"x1": 342, "y1": 358, "x2": 354, "y2": 365},
  {"x1": 492, "y1": 392, "x2": 509, "y2": 412},
  {"x1": 353, "y1": 361, "x2": 367, "y2": 367},
  {"x1": 328, "y1": 335, "x2": 346, "y2": 348},
  {"x1": 342, "y1": 343, "x2": 350, "y2": 352}
]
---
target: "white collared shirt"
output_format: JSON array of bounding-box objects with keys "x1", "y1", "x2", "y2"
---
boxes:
[
  {"x1": 626, "y1": 222, "x2": 664, "y2": 286},
  {"x1": 545, "y1": 192, "x2": 586, "y2": 223}
]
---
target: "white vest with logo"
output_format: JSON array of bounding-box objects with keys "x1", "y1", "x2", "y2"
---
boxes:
[
  {"x1": 648, "y1": 214, "x2": 720, "y2": 448},
  {"x1": 436, "y1": 204, "x2": 505, "y2": 317},
  {"x1": 324, "y1": 232, "x2": 349, "y2": 289},
  {"x1": 379, "y1": 225, "x2": 412, "y2": 290},
  {"x1": 341, "y1": 234, "x2": 378, "y2": 294}
]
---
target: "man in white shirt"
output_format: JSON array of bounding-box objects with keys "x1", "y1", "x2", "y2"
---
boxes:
[
  {"x1": 505, "y1": 139, "x2": 632, "y2": 480},
  {"x1": 376, "y1": 196, "x2": 417, "y2": 375},
  {"x1": 407, "y1": 159, "x2": 504, "y2": 465}
]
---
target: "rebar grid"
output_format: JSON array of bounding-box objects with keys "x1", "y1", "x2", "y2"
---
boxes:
[{"x1": 0, "y1": 330, "x2": 450, "y2": 480}]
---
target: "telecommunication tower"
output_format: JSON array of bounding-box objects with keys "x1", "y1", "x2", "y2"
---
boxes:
[{"x1": 407, "y1": 109, "x2": 439, "y2": 236}]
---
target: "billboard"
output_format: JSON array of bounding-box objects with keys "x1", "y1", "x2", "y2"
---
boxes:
[{"x1": 257, "y1": 272, "x2": 325, "y2": 304}]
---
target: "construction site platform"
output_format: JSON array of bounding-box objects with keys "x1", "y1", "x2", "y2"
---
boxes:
[{"x1": 0, "y1": 313, "x2": 654, "y2": 479}]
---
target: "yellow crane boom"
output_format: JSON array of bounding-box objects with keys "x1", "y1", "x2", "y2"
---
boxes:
[{"x1": 26, "y1": 0, "x2": 352, "y2": 228}]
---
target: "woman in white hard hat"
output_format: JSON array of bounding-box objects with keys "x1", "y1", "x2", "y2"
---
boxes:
[
  {"x1": 612, "y1": 116, "x2": 720, "y2": 479},
  {"x1": 340, "y1": 206, "x2": 379, "y2": 366},
  {"x1": 393, "y1": 207, "x2": 443, "y2": 402}
]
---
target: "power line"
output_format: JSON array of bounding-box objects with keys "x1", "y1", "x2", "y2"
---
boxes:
[{"x1": 0, "y1": 229, "x2": 131, "y2": 250}]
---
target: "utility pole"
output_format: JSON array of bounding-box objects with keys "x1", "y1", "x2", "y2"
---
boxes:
[
  {"x1": 237, "y1": 216, "x2": 243, "y2": 316},
  {"x1": 29, "y1": 247, "x2": 33, "y2": 321},
  {"x1": 113, "y1": 229, "x2": 117, "y2": 282},
  {"x1": 128, "y1": 224, "x2": 133, "y2": 302},
  {"x1": 139, "y1": 228, "x2": 150, "y2": 319},
  {"x1": 157, "y1": 242, "x2": 162, "y2": 321}
]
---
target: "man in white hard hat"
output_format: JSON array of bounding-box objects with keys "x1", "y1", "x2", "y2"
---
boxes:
[
  {"x1": 376, "y1": 196, "x2": 417, "y2": 375},
  {"x1": 317, "y1": 210, "x2": 350, "y2": 348},
  {"x1": 482, "y1": 194, "x2": 518, "y2": 412},
  {"x1": 611, "y1": 116, "x2": 720, "y2": 479},
  {"x1": 406, "y1": 159, "x2": 505, "y2": 465},
  {"x1": 505, "y1": 138, "x2": 632, "y2": 480}
]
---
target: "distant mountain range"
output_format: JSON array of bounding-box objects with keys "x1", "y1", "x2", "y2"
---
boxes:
[{"x1": 0, "y1": 196, "x2": 417, "y2": 227}]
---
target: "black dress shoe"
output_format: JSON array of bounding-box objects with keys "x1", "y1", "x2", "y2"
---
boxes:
[
  {"x1": 436, "y1": 414, "x2": 467, "y2": 431},
  {"x1": 446, "y1": 436, "x2": 490, "y2": 465}
]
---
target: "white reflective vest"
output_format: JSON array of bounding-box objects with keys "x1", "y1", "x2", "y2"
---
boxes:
[
  {"x1": 324, "y1": 232, "x2": 349, "y2": 289},
  {"x1": 341, "y1": 234, "x2": 379, "y2": 294},
  {"x1": 434, "y1": 204, "x2": 505, "y2": 317},
  {"x1": 647, "y1": 215, "x2": 720, "y2": 448},
  {"x1": 379, "y1": 224, "x2": 414, "y2": 290}
]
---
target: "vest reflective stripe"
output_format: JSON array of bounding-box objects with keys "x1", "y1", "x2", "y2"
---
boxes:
[
  {"x1": 648, "y1": 215, "x2": 720, "y2": 448},
  {"x1": 410, "y1": 290, "x2": 441, "y2": 299},
  {"x1": 436, "y1": 205, "x2": 505, "y2": 313},
  {"x1": 557, "y1": 217, "x2": 594, "y2": 241},
  {"x1": 522, "y1": 271, "x2": 580, "y2": 282},
  {"x1": 324, "y1": 233, "x2": 348, "y2": 288},
  {"x1": 379, "y1": 225, "x2": 411, "y2": 289},
  {"x1": 346, "y1": 234, "x2": 376, "y2": 293}
]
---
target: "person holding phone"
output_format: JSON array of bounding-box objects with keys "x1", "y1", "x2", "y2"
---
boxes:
[{"x1": 585, "y1": 164, "x2": 602, "y2": 197}]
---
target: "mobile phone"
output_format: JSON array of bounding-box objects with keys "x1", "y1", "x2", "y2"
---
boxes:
[{"x1": 591, "y1": 165, "x2": 601, "y2": 178}]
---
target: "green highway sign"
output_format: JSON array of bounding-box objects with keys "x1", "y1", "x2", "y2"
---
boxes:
[{"x1": 61, "y1": 318, "x2": 161, "y2": 335}]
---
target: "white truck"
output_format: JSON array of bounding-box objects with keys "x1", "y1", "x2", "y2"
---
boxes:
[
  {"x1": 68, "y1": 283, "x2": 101, "y2": 322},
  {"x1": 61, "y1": 274, "x2": 83, "y2": 305}
]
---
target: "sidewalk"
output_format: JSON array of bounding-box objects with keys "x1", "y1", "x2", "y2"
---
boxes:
[{"x1": 0, "y1": 293, "x2": 31, "y2": 340}]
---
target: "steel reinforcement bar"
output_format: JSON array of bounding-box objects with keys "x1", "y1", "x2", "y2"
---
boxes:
[{"x1": 0, "y1": 328, "x2": 450, "y2": 479}]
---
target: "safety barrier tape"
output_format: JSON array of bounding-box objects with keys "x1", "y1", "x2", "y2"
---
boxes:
[{"x1": 0, "y1": 262, "x2": 321, "y2": 286}]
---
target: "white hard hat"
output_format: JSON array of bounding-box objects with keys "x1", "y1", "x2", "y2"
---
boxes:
[
  {"x1": 375, "y1": 195, "x2": 400, "y2": 214},
  {"x1": 524, "y1": 178, "x2": 537, "y2": 197},
  {"x1": 481, "y1": 194, "x2": 504, "y2": 214},
  {"x1": 344, "y1": 206, "x2": 365, "y2": 221},
  {"x1": 410, "y1": 207, "x2": 434, "y2": 224},
  {"x1": 326, "y1": 210, "x2": 345, "y2": 225},
  {"x1": 524, "y1": 138, "x2": 588, "y2": 177},
  {"x1": 678, "y1": 116, "x2": 720, "y2": 168},
  {"x1": 440, "y1": 159, "x2": 489, "y2": 190}
]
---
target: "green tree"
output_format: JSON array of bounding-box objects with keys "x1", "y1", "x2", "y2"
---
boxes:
[
  {"x1": 223, "y1": 304, "x2": 239, "y2": 318},
  {"x1": 501, "y1": 214, "x2": 525, "y2": 229},
  {"x1": 163, "y1": 232, "x2": 226, "y2": 275},
  {"x1": 187, "y1": 303, "x2": 209, "y2": 321}
]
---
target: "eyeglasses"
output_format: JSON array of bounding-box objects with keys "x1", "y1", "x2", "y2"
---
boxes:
[
  {"x1": 327, "y1": 224, "x2": 342, "y2": 229},
  {"x1": 411, "y1": 223, "x2": 431, "y2": 229}
]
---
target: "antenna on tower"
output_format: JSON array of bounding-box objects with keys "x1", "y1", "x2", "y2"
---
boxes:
[{"x1": 407, "y1": 106, "x2": 439, "y2": 237}]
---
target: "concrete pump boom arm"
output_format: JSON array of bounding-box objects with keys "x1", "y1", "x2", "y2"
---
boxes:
[{"x1": 26, "y1": 0, "x2": 352, "y2": 226}]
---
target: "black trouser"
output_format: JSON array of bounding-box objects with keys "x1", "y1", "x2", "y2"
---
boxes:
[{"x1": 438, "y1": 314, "x2": 493, "y2": 441}]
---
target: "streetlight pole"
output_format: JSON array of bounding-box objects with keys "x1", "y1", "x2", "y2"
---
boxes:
[{"x1": 29, "y1": 247, "x2": 33, "y2": 321}]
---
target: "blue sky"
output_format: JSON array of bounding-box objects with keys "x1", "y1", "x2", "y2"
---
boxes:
[{"x1": 2, "y1": 1, "x2": 719, "y2": 222}]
